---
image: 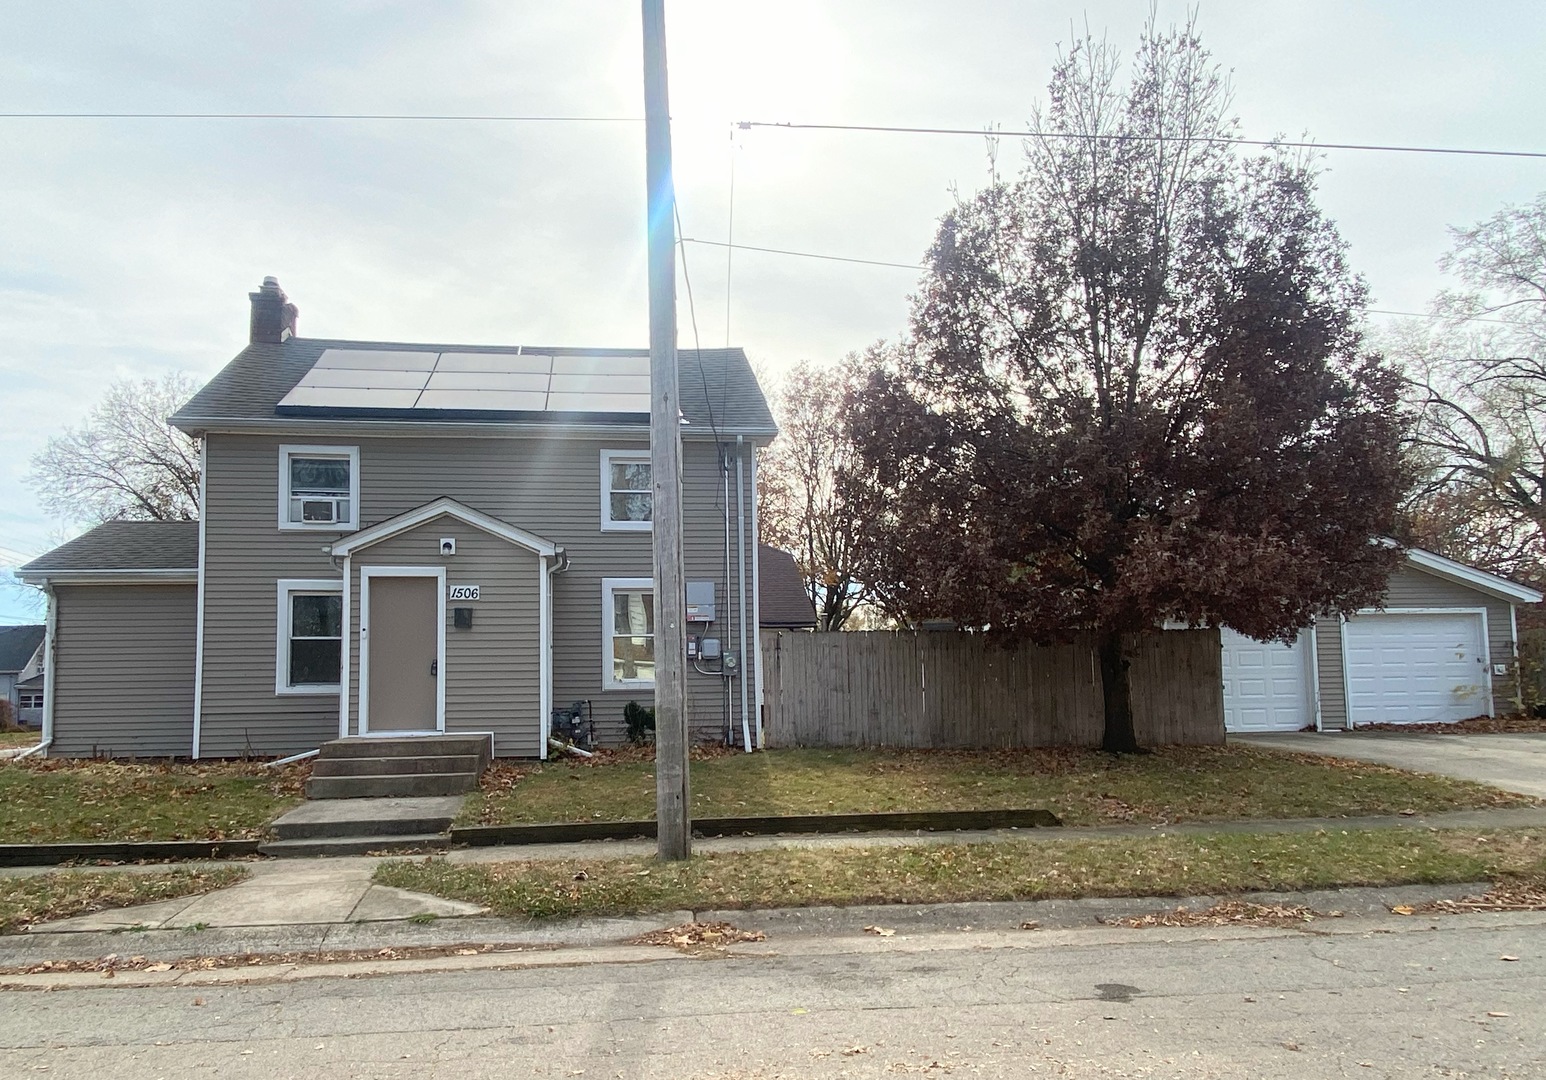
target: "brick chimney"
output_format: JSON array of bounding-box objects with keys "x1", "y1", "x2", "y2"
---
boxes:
[{"x1": 249, "y1": 276, "x2": 298, "y2": 344}]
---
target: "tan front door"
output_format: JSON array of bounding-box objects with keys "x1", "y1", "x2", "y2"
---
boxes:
[{"x1": 367, "y1": 575, "x2": 440, "y2": 732}]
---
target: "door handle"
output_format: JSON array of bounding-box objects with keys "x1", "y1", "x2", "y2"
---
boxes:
[{"x1": 430, "y1": 659, "x2": 438, "y2": 676}]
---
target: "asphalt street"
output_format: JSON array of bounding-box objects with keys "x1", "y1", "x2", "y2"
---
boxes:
[{"x1": 4, "y1": 911, "x2": 1544, "y2": 1079}]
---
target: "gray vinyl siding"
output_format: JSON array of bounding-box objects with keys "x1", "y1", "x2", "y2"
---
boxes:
[
  {"x1": 51, "y1": 585, "x2": 197, "y2": 757},
  {"x1": 347, "y1": 520, "x2": 542, "y2": 755},
  {"x1": 1313, "y1": 615, "x2": 1347, "y2": 729},
  {"x1": 200, "y1": 431, "x2": 757, "y2": 756},
  {"x1": 1313, "y1": 563, "x2": 1521, "y2": 729}
]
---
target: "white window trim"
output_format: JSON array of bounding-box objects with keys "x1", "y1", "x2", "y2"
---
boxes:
[
  {"x1": 276, "y1": 579, "x2": 344, "y2": 695},
  {"x1": 278, "y1": 444, "x2": 361, "y2": 532},
  {"x1": 601, "y1": 576, "x2": 656, "y2": 690},
  {"x1": 599, "y1": 448, "x2": 653, "y2": 533}
]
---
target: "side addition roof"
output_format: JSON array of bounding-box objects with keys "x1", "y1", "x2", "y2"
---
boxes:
[
  {"x1": 16, "y1": 521, "x2": 200, "y2": 584},
  {"x1": 0, "y1": 625, "x2": 45, "y2": 674},
  {"x1": 758, "y1": 545, "x2": 819, "y2": 629},
  {"x1": 170, "y1": 338, "x2": 777, "y2": 439}
]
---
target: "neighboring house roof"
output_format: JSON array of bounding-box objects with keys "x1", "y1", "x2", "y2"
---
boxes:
[
  {"x1": 0, "y1": 625, "x2": 45, "y2": 674},
  {"x1": 758, "y1": 545, "x2": 818, "y2": 629},
  {"x1": 170, "y1": 338, "x2": 777, "y2": 438},
  {"x1": 1403, "y1": 546, "x2": 1543, "y2": 605},
  {"x1": 16, "y1": 521, "x2": 200, "y2": 583},
  {"x1": 15, "y1": 672, "x2": 43, "y2": 692}
]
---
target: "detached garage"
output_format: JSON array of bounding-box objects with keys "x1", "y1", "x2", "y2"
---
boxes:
[{"x1": 1222, "y1": 547, "x2": 1542, "y2": 733}]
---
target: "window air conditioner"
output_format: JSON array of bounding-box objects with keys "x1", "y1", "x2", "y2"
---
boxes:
[{"x1": 296, "y1": 498, "x2": 351, "y2": 524}]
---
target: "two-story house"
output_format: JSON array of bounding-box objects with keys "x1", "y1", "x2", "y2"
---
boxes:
[{"x1": 19, "y1": 278, "x2": 776, "y2": 759}]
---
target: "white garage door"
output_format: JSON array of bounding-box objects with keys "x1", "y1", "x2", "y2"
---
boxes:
[
  {"x1": 1221, "y1": 628, "x2": 1313, "y2": 732},
  {"x1": 1343, "y1": 611, "x2": 1490, "y2": 725}
]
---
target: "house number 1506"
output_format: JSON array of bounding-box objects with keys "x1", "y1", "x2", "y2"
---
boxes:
[{"x1": 449, "y1": 585, "x2": 481, "y2": 601}]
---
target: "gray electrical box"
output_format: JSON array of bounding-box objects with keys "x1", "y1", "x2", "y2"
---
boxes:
[
  {"x1": 686, "y1": 580, "x2": 716, "y2": 623},
  {"x1": 700, "y1": 637, "x2": 722, "y2": 660}
]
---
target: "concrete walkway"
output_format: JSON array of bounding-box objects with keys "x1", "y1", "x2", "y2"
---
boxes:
[
  {"x1": 1235, "y1": 731, "x2": 1546, "y2": 798},
  {"x1": 29, "y1": 858, "x2": 484, "y2": 933}
]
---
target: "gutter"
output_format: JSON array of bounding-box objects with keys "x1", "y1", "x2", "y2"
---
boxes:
[{"x1": 20, "y1": 584, "x2": 60, "y2": 761}]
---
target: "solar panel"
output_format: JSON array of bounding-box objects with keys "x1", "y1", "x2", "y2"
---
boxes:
[{"x1": 276, "y1": 347, "x2": 655, "y2": 416}]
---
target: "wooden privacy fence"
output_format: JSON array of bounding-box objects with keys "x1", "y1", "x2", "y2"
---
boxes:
[{"x1": 761, "y1": 629, "x2": 1224, "y2": 748}]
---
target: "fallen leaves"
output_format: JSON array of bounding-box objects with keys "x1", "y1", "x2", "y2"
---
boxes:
[
  {"x1": 1412, "y1": 879, "x2": 1546, "y2": 915},
  {"x1": 1105, "y1": 901, "x2": 1336, "y2": 929},
  {"x1": 2, "y1": 942, "x2": 525, "y2": 976},
  {"x1": 864, "y1": 925, "x2": 897, "y2": 937},
  {"x1": 630, "y1": 922, "x2": 766, "y2": 951}
]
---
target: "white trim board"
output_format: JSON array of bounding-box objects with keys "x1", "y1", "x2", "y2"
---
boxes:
[
  {"x1": 358, "y1": 566, "x2": 447, "y2": 736},
  {"x1": 333, "y1": 497, "x2": 558, "y2": 557},
  {"x1": 1400, "y1": 546, "x2": 1543, "y2": 605}
]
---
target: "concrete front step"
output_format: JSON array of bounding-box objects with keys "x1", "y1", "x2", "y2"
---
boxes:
[
  {"x1": 311, "y1": 754, "x2": 485, "y2": 778},
  {"x1": 305, "y1": 773, "x2": 479, "y2": 799},
  {"x1": 270, "y1": 795, "x2": 464, "y2": 841},
  {"x1": 257, "y1": 834, "x2": 452, "y2": 858},
  {"x1": 317, "y1": 735, "x2": 492, "y2": 761}
]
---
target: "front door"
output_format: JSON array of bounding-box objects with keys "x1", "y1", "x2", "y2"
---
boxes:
[{"x1": 367, "y1": 575, "x2": 440, "y2": 732}]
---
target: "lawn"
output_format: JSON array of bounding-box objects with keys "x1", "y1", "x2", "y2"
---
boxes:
[
  {"x1": 377, "y1": 827, "x2": 1546, "y2": 920},
  {"x1": 0, "y1": 730, "x2": 41, "y2": 750},
  {"x1": 0, "y1": 866, "x2": 247, "y2": 934},
  {"x1": 459, "y1": 745, "x2": 1532, "y2": 828},
  {"x1": 0, "y1": 759, "x2": 308, "y2": 843}
]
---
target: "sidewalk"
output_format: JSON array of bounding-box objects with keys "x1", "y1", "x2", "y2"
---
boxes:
[{"x1": 6, "y1": 803, "x2": 1545, "y2": 939}]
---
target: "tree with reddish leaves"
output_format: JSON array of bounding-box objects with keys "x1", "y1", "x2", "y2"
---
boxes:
[{"x1": 842, "y1": 20, "x2": 1409, "y2": 752}]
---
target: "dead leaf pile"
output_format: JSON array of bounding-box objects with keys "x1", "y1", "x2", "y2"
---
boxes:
[
  {"x1": 1411, "y1": 879, "x2": 1546, "y2": 914},
  {"x1": 1, "y1": 942, "x2": 534, "y2": 976},
  {"x1": 1105, "y1": 900, "x2": 1338, "y2": 929},
  {"x1": 630, "y1": 922, "x2": 766, "y2": 951}
]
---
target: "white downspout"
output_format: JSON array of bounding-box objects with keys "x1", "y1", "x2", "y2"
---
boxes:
[
  {"x1": 19, "y1": 583, "x2": 59, "y2": 760},
  {"x1": 736, "y1": 435, "x2": 751, "y2": 752},
  {"x1": 191, "y1": 436, "x2": 208, "y2": 759},
  {"x1": 750, "y1": 447, "x2": 764, "y2": 749}
]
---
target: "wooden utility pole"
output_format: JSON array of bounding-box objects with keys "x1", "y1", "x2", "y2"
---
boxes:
[{"x1": 642, "y1": 0, "x2": 691, "y2": 861}]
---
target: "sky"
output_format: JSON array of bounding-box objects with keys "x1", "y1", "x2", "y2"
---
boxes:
[{"x1": 2, "y1": 0, "x2": 1545, "y2": 623}]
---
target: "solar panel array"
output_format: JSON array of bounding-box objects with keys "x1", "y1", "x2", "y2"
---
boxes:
[{"x1": 277, "y1": 349, "x2": 653, "y2": 414}]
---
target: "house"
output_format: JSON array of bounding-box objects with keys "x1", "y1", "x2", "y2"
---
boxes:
[
  {"x1": 18, "y1": 278, "x2": 776, "y2": 759},
  {"x1": 757, "y1": 545, "x2": 818, "y2": 631},
  {"x1": 1222, "y1": 547, "x2": 1543, "y2": 732},
  {"x1": 0, "y1": 624, "x2": 45, "y2": 725}
]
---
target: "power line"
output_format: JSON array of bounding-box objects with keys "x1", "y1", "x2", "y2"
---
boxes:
[
  {"x1": 681, "y1": 237, "x2": 922, "y2": 271},
  {"x1": 736, "y1": 120, "x2": 1546, "y2": 161},
  {"x1": 0, "y1": 111, "x2": 642, "y2": 122},
  {"x1": 685, "y1": 238, "x2": 1516, "y2": 326}
]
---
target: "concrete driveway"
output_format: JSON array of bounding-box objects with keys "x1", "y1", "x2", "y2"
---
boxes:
[{"x1": 1235, "y1": 731, "x2": 1546, "y2": 798}]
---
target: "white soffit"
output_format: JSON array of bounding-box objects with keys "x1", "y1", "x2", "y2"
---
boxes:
[{"x1": 278, "y1": 349, "x2": 652, "y2": 414}]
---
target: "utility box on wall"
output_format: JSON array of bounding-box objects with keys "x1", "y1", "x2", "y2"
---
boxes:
[{"x1": 686, "y1": 581, "x2": 716, "y2": 623}]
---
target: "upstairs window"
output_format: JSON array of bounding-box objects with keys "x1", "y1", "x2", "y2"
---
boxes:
[
  {"x1": 276, "y1": 580, "x2": 343, "y2": 693},
  {"x1": 600, "y1": 449, "x2": 651, "y2": 531},
  {"x1": 279, "y1": 445, "x2": 360, "y2": 531}
]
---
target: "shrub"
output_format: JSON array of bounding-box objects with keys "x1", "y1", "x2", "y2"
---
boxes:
[{"x1": 623, "y1": 701, "x2": 656, "y2": 746}]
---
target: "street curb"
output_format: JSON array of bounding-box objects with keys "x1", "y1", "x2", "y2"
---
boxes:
[
  {"x1": 0, "y1": 840, "x2": 262, "y2": 868},
  {"x1": 451, "y1": 808, "x2": 1062, "y2": 847}
]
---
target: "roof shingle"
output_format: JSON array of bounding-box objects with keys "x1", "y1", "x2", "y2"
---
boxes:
[
  {"x1": 758, "y1": 545, "x2": 818, "y2": 629},
  {"x1": 0, "y1": 625, "x2": 44, "y2": 673},
  {"x1": 19, "y1": 521, "x2": 199, "y2": 575}
]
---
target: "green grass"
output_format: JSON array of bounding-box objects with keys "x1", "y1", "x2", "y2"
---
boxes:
[
  {"x1": 377, "y1": 827, "x2": 1546, "y2": 920},
  {"x1": 0, "y1": 730, "x2": 41, "y2": 750},
  {"x1": 0, "y1": 759, "x2": 308, "y2": 843},
  {"x1": 0, "y1": 866, "x2": 248, "y2": 934},
  {"x1": 460, "y1": 745, "x2": 1532, "y2": 828}
]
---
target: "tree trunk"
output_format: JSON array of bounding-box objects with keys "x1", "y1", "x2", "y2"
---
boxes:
[{"x1": 1098, "y1": 629, "x2": 1141, "y2": 754}]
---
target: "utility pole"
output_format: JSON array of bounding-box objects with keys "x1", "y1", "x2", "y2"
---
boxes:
[{"x1": 642, "y1": 0, "x2": 691, "y2": 861}]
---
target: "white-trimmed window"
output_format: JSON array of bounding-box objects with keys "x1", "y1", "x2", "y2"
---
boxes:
[
  {"x1": 277, "y1": 579, "x2": 344, "y2": 694},
  {"x1": 602, "y1": 577, "x2": 655, "y2": 689},
  {"x1": 279, "y1": 445, "x2": 360, "y2": 531},
  {"x1": 18, "y1": 693, "x2": 42, "y2": 710},
  {"x1": 600, "y1": 449, "x2": 652, "y2": 531}
]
